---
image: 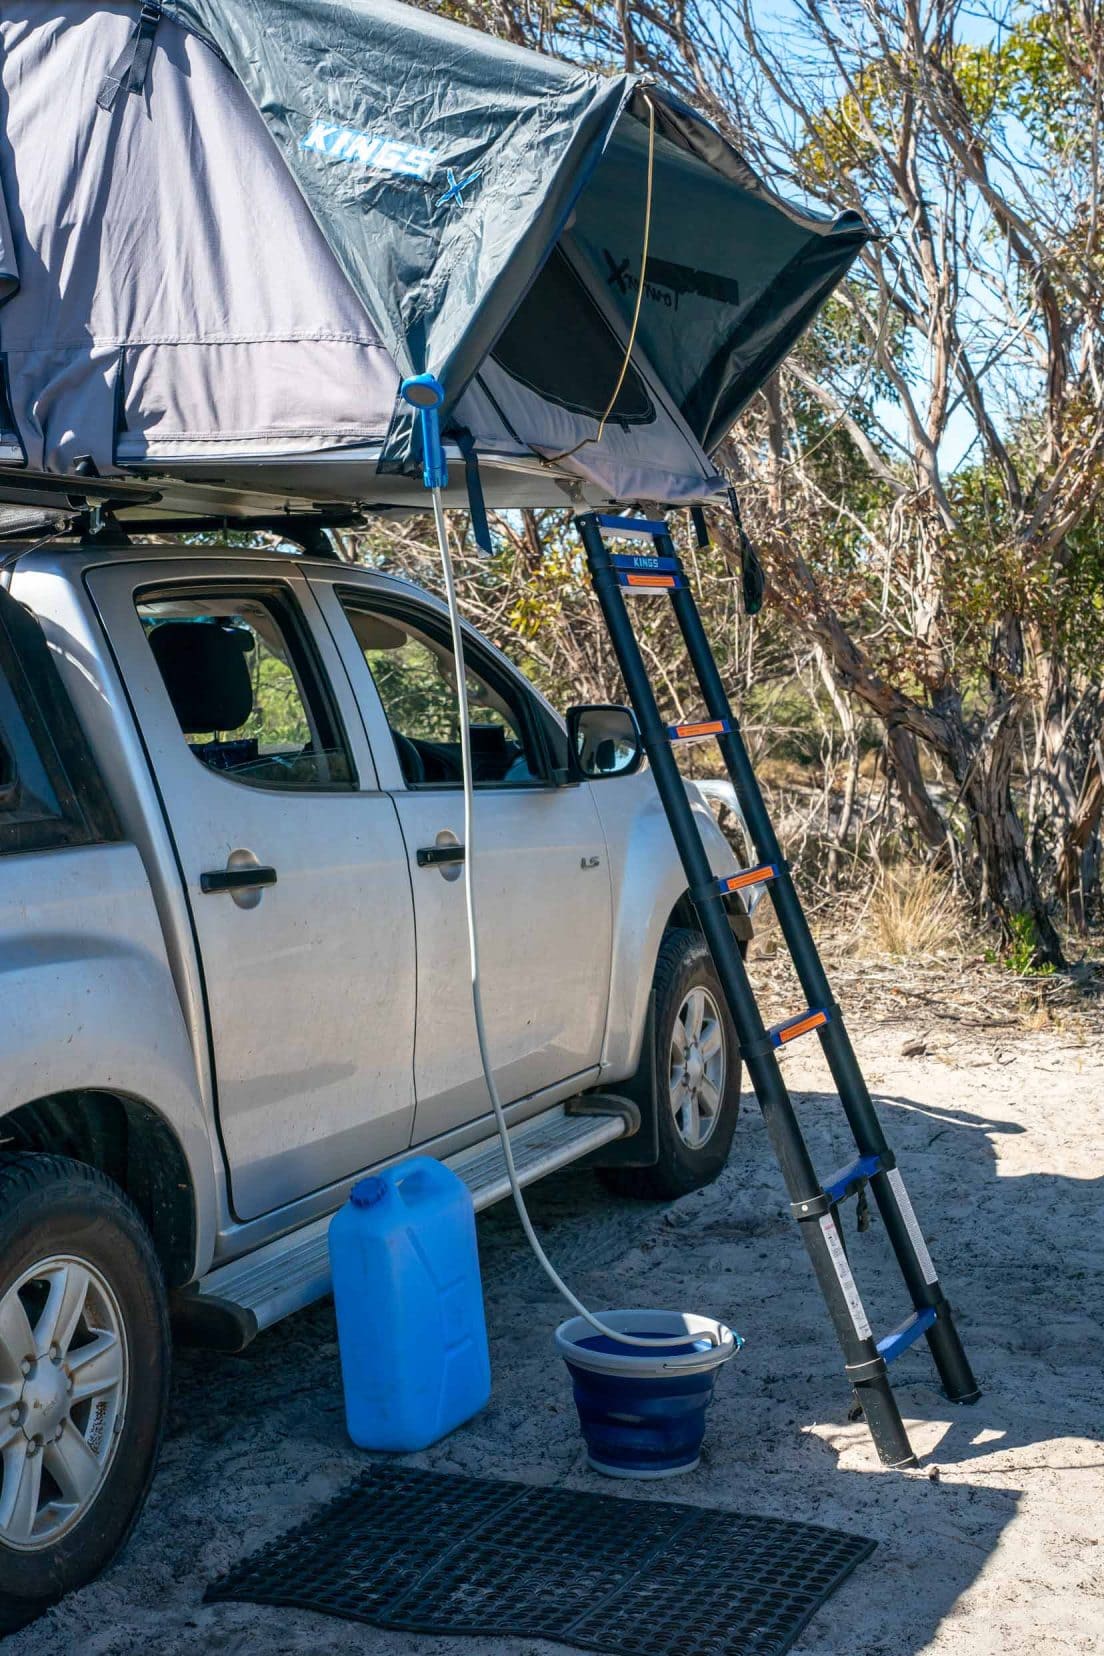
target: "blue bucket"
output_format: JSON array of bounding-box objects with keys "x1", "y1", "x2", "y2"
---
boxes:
[{"x1": 554, "y1": 1309, "x2": 739, "y2": 1479}]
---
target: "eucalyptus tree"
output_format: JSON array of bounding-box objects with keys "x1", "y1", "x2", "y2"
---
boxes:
[{"x1": 432, "y1": 1, "x2": 1104, "y2": 960}]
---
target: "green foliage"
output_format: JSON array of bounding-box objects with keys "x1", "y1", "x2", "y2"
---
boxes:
[
  {"x1": 241, "y1": 649, "x2": 311, "y2": 751},
  {"x1": 984, "y1": 911, "x2": 1058, "y2": 975},
  {"x1": 963, "y1": 13, "x2": 1083, "y2": 151},
  {"x1": 801, "y1": 9, "x2": 1087, "y2": 184}
]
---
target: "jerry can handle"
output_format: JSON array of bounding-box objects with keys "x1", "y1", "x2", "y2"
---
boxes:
[{"x1": 389, "y1": 1155, "x2": 462, "y2": 1206}]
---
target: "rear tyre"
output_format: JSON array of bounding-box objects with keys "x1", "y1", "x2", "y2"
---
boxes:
[
  {"x1": 601, "y1": 928, "x2": 742, "y2": 1200},
  {"x1": 0, "y1": 1154, "x2": 169, "y2": 1634}
]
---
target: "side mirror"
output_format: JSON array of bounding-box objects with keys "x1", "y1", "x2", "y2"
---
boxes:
[{"x1": 566, "y1": 704, "x2": 644, "y2": 780}]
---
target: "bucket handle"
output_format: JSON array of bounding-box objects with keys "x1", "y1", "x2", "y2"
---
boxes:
[{"x1": 647, "y1": 1326, "x2": 744, "y2": 1369}]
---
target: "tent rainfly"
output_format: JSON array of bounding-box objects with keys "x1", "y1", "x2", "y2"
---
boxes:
[{"x1": 0, "y1": 0, "x2": 870, "y2": 520}]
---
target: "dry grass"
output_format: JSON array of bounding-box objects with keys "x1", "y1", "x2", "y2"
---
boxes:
[{"x1": 865, "y1": 864, "x2": 965, "y2": 958}]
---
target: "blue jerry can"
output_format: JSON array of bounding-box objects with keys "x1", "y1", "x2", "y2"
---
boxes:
[{"x1": 328, "y1": 1156, "x2": 491, "y2": 1451}]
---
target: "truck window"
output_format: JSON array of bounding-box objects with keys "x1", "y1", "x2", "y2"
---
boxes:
[
  {"x1": 137, "y1": 589, "x2": 354, "y2": 792},
  {"x1": 339, "y1": 597, "x2": 546, "y2": 788},
  {"x1": 0, "y1": 589, "x2": 121, "y2": 855}
]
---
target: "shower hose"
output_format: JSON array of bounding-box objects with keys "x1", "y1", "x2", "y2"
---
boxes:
[{"x1": 430, "y1": 489, "x2": 721, "y2": 1354}]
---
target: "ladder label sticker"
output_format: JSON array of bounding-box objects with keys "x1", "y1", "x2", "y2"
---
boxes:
[
  {"x1": 887, "y1": 1168, "x2": 939, "y2": 1285},
  {"x1": 818, "y1": 1214, "x2": 872, "y2": 1340}
]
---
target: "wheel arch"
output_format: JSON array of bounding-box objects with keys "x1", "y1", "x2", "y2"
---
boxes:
[
  {"x1": 0, "y1": 1091, "x2": 196, "y2": 1290},
  {"x1": 598, "y1": 781, "x2": 751, "y2": 1084},
  {"x1": 602, "y1": 882, "x2": 752, "y2": 1083}
]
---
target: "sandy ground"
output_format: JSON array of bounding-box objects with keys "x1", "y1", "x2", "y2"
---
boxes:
[{"x1": 11, "y1": 995, "x2": 1104, "y2": 1656}]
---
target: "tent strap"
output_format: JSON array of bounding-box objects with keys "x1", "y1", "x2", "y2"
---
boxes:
[
  {"x1": 454, "y1": 429, "x2": 493, "y2": 557},
  {"x1": 98, "y1": 2, "x2": 163, "y2": 113},
  {"x1": 729, "y1": 487, "x2": 765, "y2": 616},
  {"x1": 688, "y1": 497, "x2": 764, "y2": 617}
]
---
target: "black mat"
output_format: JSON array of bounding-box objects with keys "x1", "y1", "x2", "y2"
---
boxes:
[{"x1": 206, "y1": 1465, "x2": 874, "y2": 1655}]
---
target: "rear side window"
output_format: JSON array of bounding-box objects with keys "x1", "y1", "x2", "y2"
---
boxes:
[
  {"x1": 137, "y1": 588, "x2": 354, "y2": 792},
  {"x1": 0, "y1": 589, "x2": 120, "y2": 855}
]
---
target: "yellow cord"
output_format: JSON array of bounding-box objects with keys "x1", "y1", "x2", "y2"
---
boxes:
[{"x1": 543, "y1": 93, "x2": 656, "y2": 465}]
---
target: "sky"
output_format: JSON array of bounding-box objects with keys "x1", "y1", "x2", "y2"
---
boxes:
[{"x1": 741, "y1": 1, "x2": 1027, "y2": 472}]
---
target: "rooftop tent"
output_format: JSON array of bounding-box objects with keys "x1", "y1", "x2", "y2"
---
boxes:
[{"x1": 0, "y1": 0, "x2": 869, "y2": 519}]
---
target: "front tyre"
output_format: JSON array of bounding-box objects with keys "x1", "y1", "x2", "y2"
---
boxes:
[
  {"x1": 0, "y1": 1155, "x2": 169, "y2": 1634},
  {"x1": 602, "y1": 928, "x2": 742, "y2": 1200}
]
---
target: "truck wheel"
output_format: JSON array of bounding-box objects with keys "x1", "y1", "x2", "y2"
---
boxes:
[
  {"x1": 0, "y1": 1155, "x2": 169, "y2": 1634},
  {"x1": 602, "y1": 928, "x2": 742, "y2": 1201}
]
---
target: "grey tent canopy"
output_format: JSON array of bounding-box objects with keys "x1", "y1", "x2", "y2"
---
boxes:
[{"x1": 0, "y1": 0, "x2": 869, "y2": 521}]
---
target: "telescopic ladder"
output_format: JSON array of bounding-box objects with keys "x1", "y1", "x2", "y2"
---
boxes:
[{"x1": 576, "y1": 510, "x2": 980, "y2": 1469}]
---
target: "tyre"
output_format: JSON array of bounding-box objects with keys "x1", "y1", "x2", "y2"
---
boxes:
[
  {"x1": 0, "y1": 1154, "x2": 169, "y2": 1634},
  {"x1": 602, "y1": 927, "x2": 742, "y2": 1200}
]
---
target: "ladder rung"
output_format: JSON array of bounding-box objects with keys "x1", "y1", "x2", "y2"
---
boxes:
[
  {"x1": 877, "y1": 1307, "x2": 937, "y2": 1364},
  {"x1": 595, "y1": 513, "x2": 669, "y2": 539},
  {"x1": 668, "y1": 717, "x2": 732, "y2": 743},
  {"x1": 616, "y1": 569, "x2": 687, "y2": 592},
  {"x1": 715, "y1": 862, "x2": 779, "y2": 895},
  {"x1": 821, "y1": 1152, "x2": 883, "y2": 1205},
  {"x1": 609, "y1": 552, "x2": 686, "y2": 593},
  {"x1": 769, "y1": 1006, "x2": 831, "y2": 1047}
]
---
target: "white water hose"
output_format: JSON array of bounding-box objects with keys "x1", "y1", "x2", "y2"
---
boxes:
[{"x1": 399, "y1": 372, "x2": 720, "y2": 1352}]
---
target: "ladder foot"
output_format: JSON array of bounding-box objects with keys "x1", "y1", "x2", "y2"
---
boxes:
[
  {"x1": 945, "y1": 1383, "x2": 982, "y2": 1406},
  {"x1": 925, "y1": 1302, "x2": 981, "y2": 1403},
  {"x1": 851, "y1": 1373, "x2": 917, "y2": 1469}
]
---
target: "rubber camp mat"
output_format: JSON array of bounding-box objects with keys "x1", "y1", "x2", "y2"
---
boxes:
[{"x1": 205, "y1": 1464, "x2": 875, "y2": 1655}]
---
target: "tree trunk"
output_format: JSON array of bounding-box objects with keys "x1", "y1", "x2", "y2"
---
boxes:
[
  {"x1": 815, "y1": 645, "x2": 859, "y2": 883},
  {"x1": 751, "y1": 518, "x2": 1066, "y2": 966},
  {"x1": 953, "y1": 713, "x2": 1066, "y2": 967},
  {"x1": 1056, "y1": 741, "x2": 1104, "y2": 931},
  {"x1": 1035, "y1": 652, "x2": 1103, "y2": 931},
  {"x1": 884, "y1": 723, "x2": 951, "y2": 860}
]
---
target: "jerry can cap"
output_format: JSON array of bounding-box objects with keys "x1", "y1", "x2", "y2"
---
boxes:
[{"x1": 351, "y1": 1176, "x2": 388, "y2": 1208}]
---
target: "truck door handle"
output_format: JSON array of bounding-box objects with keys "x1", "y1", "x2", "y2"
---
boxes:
[
  {"x1": 416, "y1": 844, "x2": 465, "y2": 868},
  {"x1": 200, "y1": 865, "x2": 278, "y2": 894}
]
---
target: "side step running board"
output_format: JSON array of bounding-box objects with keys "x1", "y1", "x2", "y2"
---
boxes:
[{"x1": 173, "y1": 1098, "x2": 635, "y2": 1352}]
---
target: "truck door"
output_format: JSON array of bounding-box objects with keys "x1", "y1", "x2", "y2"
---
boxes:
[
  {"x1": 312, "y1": 577, "x2": 615, "y2": 1144},
  {"x1": 87, "y1": 561, "x2": 418, "y2": 1220}
]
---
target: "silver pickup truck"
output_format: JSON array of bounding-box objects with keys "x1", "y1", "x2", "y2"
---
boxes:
[{"x1": 0, "y1": 534, "x2": 754, "y2": 1626}]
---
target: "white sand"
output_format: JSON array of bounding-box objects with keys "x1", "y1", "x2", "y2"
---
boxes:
[{"x1": 14, "y1": 1013, "x2": 1103, "y2": 1655}]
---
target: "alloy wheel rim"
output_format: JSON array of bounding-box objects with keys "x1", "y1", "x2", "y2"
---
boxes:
[
  {"x1": 669, "y1": 986, "x2": 726, "y2": 1149},
  {"x1": 0, "y1": 1255, "x2": 129, "y2": 1551}
]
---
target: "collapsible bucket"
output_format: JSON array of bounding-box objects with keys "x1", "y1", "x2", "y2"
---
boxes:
[{"x1": 554, "y1": 1310, "x2": 738, "y2": 1479}]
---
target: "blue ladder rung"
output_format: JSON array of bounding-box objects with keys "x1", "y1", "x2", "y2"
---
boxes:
[
  {"x1": 821, "y1": 1152, "x2": 883, "y2": 1205},
  {"x1": 667, "y1": 717, "x2": 733, "y2": 744},
  {"x1": 596, "y1": 513, "x2": 669, "y2": 539},
  {"x1": 616, "y1": 569, "x2": 688, "y2": 592},
  {"x1": 768, "y1": 1006, "x2": 831, "y2": 1047},
  {"x1": 715, "y1": 863, "x2": 779, "y2": 896},
  {"x1": 877, "y1": 1307, "x2": 937, "y2": 1364}
]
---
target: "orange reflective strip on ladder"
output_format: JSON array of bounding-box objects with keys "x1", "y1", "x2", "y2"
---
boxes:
[
  {"x1": 780, "y1": 1011, "x2": 827, "y2": 1042},
  {"x1": 719, "y1": 863, "x2": 779, "y2": 894},
  {"x1": 768, "y1": 1006, "x2": 827, "y2": 1046},
  {"x1": 673, "y1": 720, "x2": 726, "y2": 739}
]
